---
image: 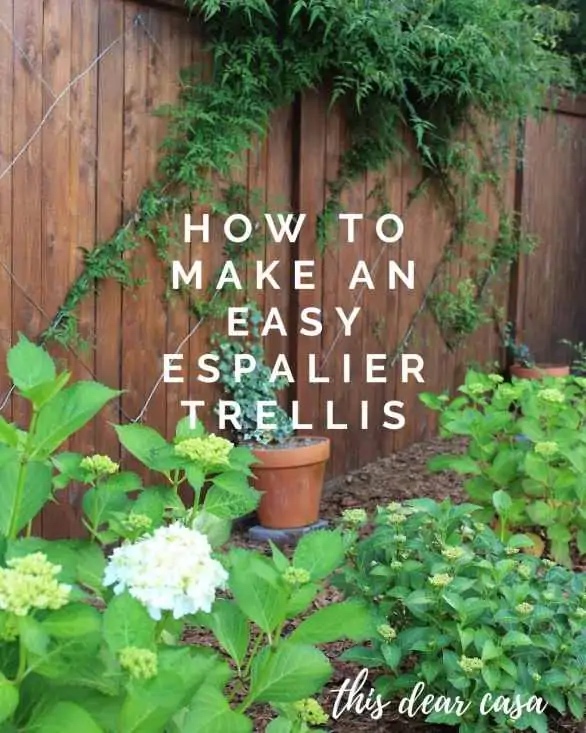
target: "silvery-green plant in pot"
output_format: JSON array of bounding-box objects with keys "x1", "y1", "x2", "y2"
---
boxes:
[
  {"x1": 503, "y1": 322, "x2": 570, "y2": 379},
  {"x1": 212, "y1": 303, "x2": 330, "y2": 530}
]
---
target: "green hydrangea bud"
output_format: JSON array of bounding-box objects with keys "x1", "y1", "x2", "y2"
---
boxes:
[
  {"x1": 573, "y1": 607, "x2": 586, "y2": 619},
  {"x1": 428, "y1": 573, "x2": 453, "y2": 588},
  {"x1": 119, "y1": 647, "x2": 158, "y2": 679},
  {"x1": 377, "y1": 624, "x2": 397, "y2": 642},
  {"x1": 467, "y1": 382, "x2": 488, "y2": 396},
  {"x1": 80, "y1": 454, "x2": 119, "y2": 477},
  {"x1": 341, "y1": 508, "x2": 367, "y2": 528},
  {"x1": 122, "y1": 513, "x2": 152, "y2": 533},
  {"x1": 488, "y1": 374, "x2": 504, "y2": 384},
  {"x1": 534, "y1": 441, "x2": 558, "y2": 458},
  {"x1": 0, "y1": 553, "x2": 71, "y2": 616},
  {"x1": 537, "y1": 388, "x2": 564, "y2": 404},
  {"x1": 390, "y1": 560, "x2": 403, "y2": 570},
  {"x1": 387, "y1": 513, "x2": 406, "y2": 525},
  {"x1": 515, "y1": 602, "x2": 534, "y2": 615},
  {"x1": 293, "y1": 698, "x2": 328, "y2": 726},
  {"x1": 282, "y1": 567, "x2": 311, "y2": 586},
  {"x1": 459, "y1": 656, "x2": 484, "y2": 674},
  {"x1": 394, "y1": 534, "x2": 407, "y2": 544},
  {"x1": 442, "y1": 546, "x2": 465, "y2": 561},
  {"x1": 531, "y1": 672, "x2": 541, "y2": 682},
  {"x1": 505, "y1": 547, "x2": 520, "y2": 555},
  {"x1": 174, "y1": 435, "x2": 232, "y2": 468},
  {"x1": 498, "y1": 384, "x2": 519, "y2": 401},
  {"x1": 516, "y1": 564, "x2": 532, "y2": 579}
]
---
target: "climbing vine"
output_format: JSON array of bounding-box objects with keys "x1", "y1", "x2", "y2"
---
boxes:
[{"x1": 41, "y1": 0, "x2": 574, "y2": 363}]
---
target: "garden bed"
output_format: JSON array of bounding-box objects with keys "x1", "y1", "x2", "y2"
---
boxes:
[{"x1": 224, "y1": 437, "x2": 584, "y2": 732}]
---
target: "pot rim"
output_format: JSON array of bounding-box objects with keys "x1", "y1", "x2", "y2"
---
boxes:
[{"x1": 250, "y1": 436, "x2": 331, "y2": 469}]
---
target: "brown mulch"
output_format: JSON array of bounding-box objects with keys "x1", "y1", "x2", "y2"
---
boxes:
[{"x1": 191, "y1": 437, "x2": 584, "y2": 732}]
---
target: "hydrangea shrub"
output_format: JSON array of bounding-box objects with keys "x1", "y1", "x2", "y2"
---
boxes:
[
  {"x1": 334, "y1": 500, "x2": 586, "y2": 733},
  {"x1": 420, "y1": 370, "x2": 586, "y2": 564},
  {"x1": 0, "y1": 337, "x2": 363, "y2": 731}
]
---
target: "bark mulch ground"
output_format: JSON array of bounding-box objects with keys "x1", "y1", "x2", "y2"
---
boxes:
[{"x1": 188, "y1": 437, "x2": 584, "y2": 733}]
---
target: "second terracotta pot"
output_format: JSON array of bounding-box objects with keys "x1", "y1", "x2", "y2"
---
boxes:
[
  {"x1": 250, "y1": 437, "x2": 330, "y2": 529},
  {"x1": 510, "y1": 363, "x2": 570, "y2": 380}
]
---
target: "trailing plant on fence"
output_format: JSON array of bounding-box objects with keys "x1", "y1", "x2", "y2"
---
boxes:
[
  {"x1": 334, "y1": 499, "x2": 586, "y2": 733},
  {"x1": 0, "y1": 336, "x2": 369, "y2": 731},
  {"x1": 36, "y1": 0, "x2": 575, "y2": 366},
  {"x1": 420, "y1": 370, "x2": 586, "y2": 565}
]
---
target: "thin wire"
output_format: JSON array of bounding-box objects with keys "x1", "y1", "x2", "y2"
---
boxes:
[
  {"x1": 0, "y1": 12, "x2": 167, "y2": 417},
  {"x1": 0, "y1": 31, "x2": 127, "y2": 184},
  {"x1": 0, "y1": 14, "x2": 133, "y2": 212},
  {"x1": 319, "y1": 244, "x2": 388, "y2": 369},
  {"x1": 132, "y1": 291, "x2": 220, "y2": 423},
  {"x1": 0, "y1": 386, "x2": 14, "y2": 413}
]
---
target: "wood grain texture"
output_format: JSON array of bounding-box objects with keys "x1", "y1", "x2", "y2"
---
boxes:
[{"x1": 0, "y1": 0, "x2": 14, "y2": 415}]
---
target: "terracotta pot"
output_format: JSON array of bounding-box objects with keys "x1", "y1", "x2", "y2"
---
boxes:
[
  {"x1": 251, "y1": 437, "x2": 330, "y2": 529},
  {"x1": 509, "y1": 363, "x2": 570, "y2": 380}
]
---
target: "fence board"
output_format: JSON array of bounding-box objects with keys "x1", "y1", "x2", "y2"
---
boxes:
[
  {"x1": 0, "y1": 0, "x2": 583, "y2": 536},
  {"x1": 0, "y1": 0, "x2": 13, "y2": 416},
  {"x1": 95, "y1": 0, "x2": 125, "y2": 459},
  {"x1": 518, "y1": 109, "x2": 586, "y2": 363}
]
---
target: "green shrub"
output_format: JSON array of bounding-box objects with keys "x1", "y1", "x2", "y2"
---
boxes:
[
  {"x1": 420, "y1": 370, "x2": 586, "y2": 565},
  {"x1": 334, "y1": 499, "x2": 586, "y2": 733},
  {"x1": 0, "y1": 337, "x2": 358, "y2": 731}
]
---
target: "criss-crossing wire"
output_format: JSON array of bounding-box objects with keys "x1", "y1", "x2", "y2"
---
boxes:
[
  {"x1": 0, "y1": 11, "x2": 156, "y2": 418},
  {"x1": 0, "y1": 7, "x2": 211, "y2": 425},
  {"x1": 0, "y1": 5, "x2": 411, "y2": 426}
]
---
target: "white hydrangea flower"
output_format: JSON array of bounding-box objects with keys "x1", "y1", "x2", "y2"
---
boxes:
[{"x1": 103, "y1": 523, "x2": 228, "y2": 620}]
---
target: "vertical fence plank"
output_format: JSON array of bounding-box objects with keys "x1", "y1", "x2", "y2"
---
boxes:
[
  {"x1": 65, "y1": 0, "x2": 99, "y2": 536},
  {"x1": 12, "y1": 0, "x2": 44, "y2": 535},
  {"x1": 319, "y1": 102, "x2": 343, "y2": 477},
  {"x1": 295, "y1": 90, "x2": 326, "y2": 442},
  {"x1": 520, "y1": 110, "x2": 586, "y2": 361},
  {"x1": 0, "y1": 0, "x2": 14, "y2": 414},
  {"x1": 164, "y1": 12, "x2": 195, "y2": 438},
  {"x1": 95, "y1": 0, "x2": 125, "y2": 459},
  {"x1": 121, "y1": 6, "x2": 167, "y2": 439},
  {"x1": 41, "y1": 0, "x2": 74, "y2": 539}
]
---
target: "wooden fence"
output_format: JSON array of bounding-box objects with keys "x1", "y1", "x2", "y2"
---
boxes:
[
  {"x1": 512, "y1": 95, "x2": 586, "y2": 365},
  {"x1": 0, "y1": 0, "x2": 583, "y2": 537}
]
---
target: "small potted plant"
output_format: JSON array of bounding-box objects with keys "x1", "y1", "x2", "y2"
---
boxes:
[
  {"x1": 211, "y1": 303, "x2": 330, "y2": 530},
  {"x1": 503, "y1": 322, "x2": 569, "y2": 379}
]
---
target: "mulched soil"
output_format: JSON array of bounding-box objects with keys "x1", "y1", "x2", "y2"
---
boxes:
[{"x1": 188, "y1": 437, "x2": 585, "y2": 733}]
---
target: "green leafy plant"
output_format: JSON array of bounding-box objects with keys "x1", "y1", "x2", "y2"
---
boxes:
[
  {"x1": 334, "y1": 499, "x2": 586, "y2": 733},
  {"x1": 110, "y1": 418, "x2": 261, "y2": 547},
  {"x1": 211, "y1": 303, "x2": 295, "y2": 445},
  {"x1": 420, "y1": 370, "x2": 586, "y2": 564},
  {"x1": 0, "y1": 335, "x2": 359, "y2": 731},
  {"x1": 428, "y1": 279, "x2": 492, "y2": 349}
]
